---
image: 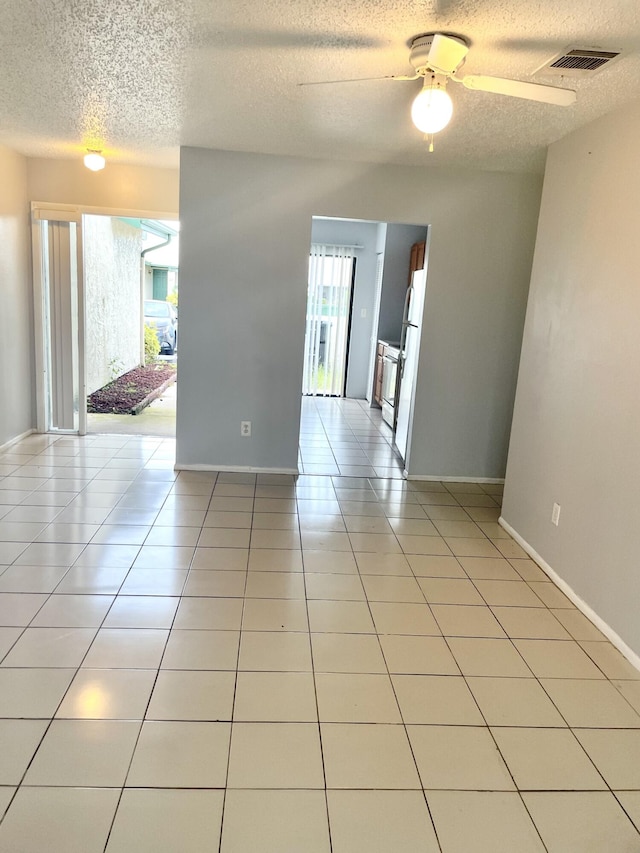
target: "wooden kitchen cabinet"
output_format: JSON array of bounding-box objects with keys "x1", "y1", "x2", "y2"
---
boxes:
[
  {"x1": 408, "y1": 240, "x2": 426, "y2": 285},
  {"x1": 374, "y1": 343, "x2": 385, "y2": 405}
]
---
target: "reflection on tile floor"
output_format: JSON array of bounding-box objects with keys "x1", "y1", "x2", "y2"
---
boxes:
[{"x1": 0, "y1": 424, "x2": 639, "y2": 851}]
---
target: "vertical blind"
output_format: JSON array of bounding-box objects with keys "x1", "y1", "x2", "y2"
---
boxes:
[{"x1": 302, "y1": 244, "x2": 354, "y2": 396}]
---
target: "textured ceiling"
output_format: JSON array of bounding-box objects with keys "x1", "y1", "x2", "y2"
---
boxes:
[{"x1": 1, "y1": 0, "x2": 639, "y2": 172}]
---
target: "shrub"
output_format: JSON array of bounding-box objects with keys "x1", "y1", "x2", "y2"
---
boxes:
[{"x1": 144, "y1": 323, "x2": 161, "y2": 365}]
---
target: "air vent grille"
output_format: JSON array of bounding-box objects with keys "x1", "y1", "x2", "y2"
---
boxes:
[{"x1": 535, "y1": 47, "x2": 621, "y2": 78}]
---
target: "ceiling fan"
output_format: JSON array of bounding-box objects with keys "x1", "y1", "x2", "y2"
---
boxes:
[{"x1": 301, "y1": 33, "x2": 577, "y2": 144}]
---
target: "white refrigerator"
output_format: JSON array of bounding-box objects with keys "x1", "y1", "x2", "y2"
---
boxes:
[{"x1": 394, "y1": 268, "x2": 427, "y2": 465}]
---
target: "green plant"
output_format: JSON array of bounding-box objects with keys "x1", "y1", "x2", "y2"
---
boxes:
[
  {"x1": 166, "y1": 290, "x2": 178, "y2": 309},
  {"x1": 108, "y1": 357, "x2": 124, "y2": 381},
  {"x1": 144, "y1": 323, "x2": 161, "y2": 365}
]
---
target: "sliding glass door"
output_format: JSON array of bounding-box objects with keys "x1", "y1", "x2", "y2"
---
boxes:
[{"x1": 302, "y1": 244, "x2": 355, "y2": 397}]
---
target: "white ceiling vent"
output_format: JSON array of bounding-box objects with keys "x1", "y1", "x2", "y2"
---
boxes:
[{"x1": 534, "y1": 47, "x2": 622, "y2": 78}]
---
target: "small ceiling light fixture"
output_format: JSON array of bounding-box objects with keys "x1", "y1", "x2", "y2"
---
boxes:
[
  {"x1": 411, "y1": 75, "x2": 453, "y2": 136},
  {"x1": 84, "y1": 149, "x2": 106, "y2": 171}
]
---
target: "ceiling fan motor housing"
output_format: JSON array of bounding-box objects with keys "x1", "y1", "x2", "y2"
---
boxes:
[{"x1": 410, "y1": 33, "x2": 469, "y2": 76}]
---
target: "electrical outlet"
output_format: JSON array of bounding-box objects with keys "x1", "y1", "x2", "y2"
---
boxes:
[
  {"x1": 551, "y1": 503, "x2": 561, "y2": 526},
  {"x1": 240, "y1": 421, "x2": 251, "y2": 437}
]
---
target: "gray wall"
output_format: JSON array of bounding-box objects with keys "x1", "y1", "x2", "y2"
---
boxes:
[
  {"x1": 0, "y1": 145, "x2": 34, "y2": 446},
  {"x1": 84, "y1": 216, "x2": 142, "y2": 394},
  {"x1": 177, "y1": 146, "x2": 541, "y2": 474},
  {"x1": 502, "y1": 100, "x2": 640, "y2": 656},
  {"x1": 310, "y1": 218, "x2": 378, "y2": 399}
]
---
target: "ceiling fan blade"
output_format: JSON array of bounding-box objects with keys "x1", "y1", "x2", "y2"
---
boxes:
[
  {"x1": 298, "y1": 74, "x2": 418, "y2": 86},
  {"x1": 460, "y1": 74, "x2": 576, "y2": 105}
]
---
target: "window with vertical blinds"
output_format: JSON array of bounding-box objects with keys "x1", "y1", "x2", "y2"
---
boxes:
[{"x1": 302, "y1": 244, "x2": 354, "y2": 397}]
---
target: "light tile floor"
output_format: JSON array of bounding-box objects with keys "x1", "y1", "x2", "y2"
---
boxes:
[{"x1": 0, "y1": 420, "x2": 639, "y2": 851}]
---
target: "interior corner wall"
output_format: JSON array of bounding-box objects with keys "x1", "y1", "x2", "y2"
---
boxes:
[
  {"x1": 502, "y1": 99, "x2": 640, "y2": 656},
  {"x1": 0, "y1": 145, "x2": 34, "y2": 446},
  {"x1": 309, "y1": 218, "x2": 379, "y2": 399},
  {"x1": 26, "y1": 158, "x2": 179, "y2": 213},
  {"x1": 177, "y1": 146, "x2": 542, "y2": 474}
]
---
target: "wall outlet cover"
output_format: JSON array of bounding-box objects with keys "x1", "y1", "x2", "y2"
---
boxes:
[{"x1": 552, "y1": 502, "x2": 561, "y2": 526}]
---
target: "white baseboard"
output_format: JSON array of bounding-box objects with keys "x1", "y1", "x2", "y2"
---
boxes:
[
  {"x1": 0, "y1": 428, "x2": 35, "y2": 453},
  {"x1": 407, "y1": 474, "x2": 505, "y2": 484},
  {"x1": 175, "y1": 463, "x2": 299, "y2": 475},
  {"x1": 499, "y1": 516, "x2": 640, "y2": 675}
]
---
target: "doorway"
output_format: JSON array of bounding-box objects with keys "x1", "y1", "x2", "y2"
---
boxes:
[{"x1": 302, "y1": 244, "x2": 355, "y2": 397}]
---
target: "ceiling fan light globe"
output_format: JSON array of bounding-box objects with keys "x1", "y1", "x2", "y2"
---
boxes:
[
  {"x1": 84, "y1": 151, "x2": 106, "y2": 171},
  {"x1": 411, "y1": 87, "x2": 453, "y2": 133}
]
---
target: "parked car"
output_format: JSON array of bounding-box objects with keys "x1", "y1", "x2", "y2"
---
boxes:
[{"x1": 144, "y1": 299, "x2": 177, "y2": 355}]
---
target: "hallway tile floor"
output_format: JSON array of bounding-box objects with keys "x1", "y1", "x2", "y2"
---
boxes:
[{"x1": 0, "y1": 425, "x2": 639, "y2": 851}]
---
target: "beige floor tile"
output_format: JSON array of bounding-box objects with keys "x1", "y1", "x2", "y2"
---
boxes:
[
  {"x1": 250, "y1": 529, "x2": 301, "y2": 549},
  {"x1": 238, "y1": 630, "x2": 312, "y2": 671},
  {"x1": 542, "y1": 678, "x2": 640, "y2": 727},
  {"x1": 348, "y1": 532, "x2": 401, "y2": 553},
  {"x1": 248, "y1": 548, "x2": 303, "y2": 572},
  {"x1": 0, "y1": 625, "x2": 21, "y2": 658},
  {"x1": 118, "y1": 569, "x2": 187, "y2": 596},
  {"x1": 127, "y1": 721, "x2": 231, "y2": 787},
  {"x1": 467, "y1": 677, "x2": 566, "y2": 727},
  {"x1": 173, "y1": 597, "x2": 243, "y2": 629},
  {"x1": 221, "y1": 790, "x2": 330, "y2": 853},
  {"x1": 302, "y1": 531, "x2": 352, "y2": 551},
  {"x1": 305, "y1": 572, "x2": 365, "y2": 600},
  {"x1": 147, "y1": 670, "x2": 236, "y2": 721},
  {"x1": 132, "y1": 545, "x2": 195, "y2": 570},
  {"x1": 615, "y1": 680, "x2": 640, "y2": 714},
  {"x1": 615, "y1": 791, "x2": 640, "y2": 832},
  {"x1": 579, "y1": 640, "x2": 640, "y2": 679},
  {"x1": 321, "y1": 723, "x2": 421, "y2": 788},
  {"x1": 182, "y1": 569, "x2": 246, "y2": 598},
  {"x1": 491, "y1": 605, "x2": 572, "y2": 639},
  {"x1": 233, "y1": 671, "x2": 317, "y2": 721},
  {"x1": 28, "y1": 594, "x2": 113, "y2": 628},
  {"x1": 141, "y1": 526, "x2": 199, "y2": 547},
  {"x1": 474, "y1": 580, "x2": 544, "y2": 607},
  {"x1": 428, "y1": 791, "x2": 545, "y2": 853},
  {"x1": 362, "y1": 574, "x2": 425, "y2": 602},
  {"x1": 24, "y1": 719, "x2": 140, "y2": 786},
  {"x1": 191, "y1": 547, "x2": 249, "y2": 571},
  {"x1": 1, "y1": 626, "x2": 96, "y2": 667},
  {"x1": 227, "y1": 722, "x2": 324, "y2": 787},
  {"x1": 344, "y1": 515, "x2": 394, "y2": 534},
  {"x1": 0, "y1": 565, "x2": 69, "y2": 593},
  {"x1": 0, "y1": 787, "x2": 120, "y2": 853},
  {"x1": 408, "y1": 725, "x2": 514, "y2": 790},
  {"x1": 550, "y1": 608, "x2": 606, "y2": 642},
  {"x1": 523, "y1": 791, "x2": 640, "y2": 853},
  {"x1": 57, "y1": 669, "x2": 156, "y2": 719},
  {"x1": 0, "y1": 592, "x2": 48, "y2": 626},
  {"x1": 418, "y1": 577, "x2": 484, "y2": 605},
  {"x1": 370, "y1": 601, "x2": 440, "y2": 636},
  {"x1": 354, "y1": 552, "x2": 412, "y2": 575},
  {"x1": 407, "y1": 554, "x2": 466, "y2": 577},
  {"x1": 397, "y1": 535, "x2": 452, "y2": 555},
  {"x1": 82, "y1": 628, "x2": 168, "y2": 668},
  {"x1": 242, "y1": 598, "x2": 308, "y2": 631},
  {"x1": 431, "y1": 604, "x2": 506, "y2": 638},
  {"x1": 448, "y1": 637, "x2": 532, "y2": 677},
  {"x1": 445, "y1": 538, "x2": 502, "y2": 558},
  {"x1": 203, "y1": 510, "x2": 252, "y2": 528},
  {"x1": 252, "y1": 512, "x2": 298, "y2": 529},
  {"x1": 106, "y1": 789, "x2": 224, "y2": 853},
  {"x1": 52, "y1": 566, "x2": 129, "y2": 594},
  {"x1": 514, "y1": 639, "x2": 605, "y2": 678},
  {"x1": 328, "y1": 790, "x2": 439, "y2": 853},
  {"x1": 387, "y1": 518, "x2": 439, "y2": 536},
  {"x1": 102, "y1": 595, "x2": 179, "y2": 628},
  {"x1": 493, "y1": 727, "x2": 607, "y2": 790},
  {"x1": 0, "y1": 667, "x2": 75, "y2": 717},
  {"x1": 509, "y1": 559, "x2": 549, "y2": 582},
  {"x1": 380, "y1": 634, "x2": 459, "y2": 675},
  {"x1": 0, "y1": 719, "x2": 49, "y2": 784},
  {"x1": 161, "y1": 629, "x2": 240, "y2": 670},
  {"x1": 308, "y1": 600, "x2": 375, "y2": 633},
  {"x1": 0, "y1": 786, "x2": 15, "y2": 819},
  {"x1": 244, "y1": 571, "x2": 305, "y2": 598},
  {"x1": 459, "y1": 556, "x2": 521, "y2": 580},
  {"x1": 433, "y1": 520, "x2": 484, "y2": 538},
  {"x1": 574, "y1": 729, "x2": 640, "y2": 788},
  {"x1": 311, "y1": 632, "x2": 386, "y2": 673},
  {"x1": 316, "y1": 672, "x2": 401, "y2": 722},
  {"x1": 527, "y1": 581, "x2": 574, "y2": 608},
  {"x1": 393, "y1": 674, "x2": 484, "y2": 724},
  {"x1": 303, "y1": 550, "x2": 357, "y2": 573}
]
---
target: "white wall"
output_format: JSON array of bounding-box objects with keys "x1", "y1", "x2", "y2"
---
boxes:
[
  {"x1": 178, "y1": 146, "x2": 541, "y2": 475},
  {"x1": 502, "y1": 99, "x2": 640, "y2": 656},
  {"x1": 84, "y1": 216, "x2": 142, "y2": 394},
  {"x1": 310, "y1": 218, "x2": 379, "y2": 399},
  {"x1": 0, "y1": 145, "x2": 33, "y2": 446}
]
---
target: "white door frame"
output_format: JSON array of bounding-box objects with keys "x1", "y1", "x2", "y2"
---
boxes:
[{"x1": 31, "y1": 202, "x2": 179, "y2": 435}]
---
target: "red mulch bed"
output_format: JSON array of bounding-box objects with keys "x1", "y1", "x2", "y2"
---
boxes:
[{"x1": 87, "y1": 364, "x2": 176, "y2": 414}]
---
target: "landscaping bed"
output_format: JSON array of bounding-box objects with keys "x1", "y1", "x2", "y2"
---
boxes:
[{"x1": 87, "y1": 363, "x2": 176, "y2": 414}]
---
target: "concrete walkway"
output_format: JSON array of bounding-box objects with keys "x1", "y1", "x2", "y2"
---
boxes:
[{"x1": 87, "y1": 382, "x2": 176, "y2": 437}]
